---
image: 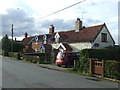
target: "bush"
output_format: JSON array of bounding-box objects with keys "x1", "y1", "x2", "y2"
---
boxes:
[
  {"x1": 104, "y1": 60, "x2": 120, "y2": 80},
  {"x1": 8, "y1": 52, "x2": 21, "y2": 60},
  {"x1": 73, "y1": 50, "x2": 90, "y2": 73},
  {"x1": 3, "y1": 50, "x2": 9, "y2": 56},
  {"x1": 80, "y1": 46, "x2": 120, "y2": 60},
  {"x1": 22, "y1": 53, "x2": 51, "y2": 64}
]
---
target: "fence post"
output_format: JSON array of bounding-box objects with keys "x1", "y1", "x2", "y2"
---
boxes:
[
  {"x1": 102, "y1": 60, "x2": 104, "y2": 77},
  {"x1": 90, "y1": 58, "x2": 93, "y2": 74},
  {"x1": 74, "y1": 60, "x2": 76, "y2": 68}
]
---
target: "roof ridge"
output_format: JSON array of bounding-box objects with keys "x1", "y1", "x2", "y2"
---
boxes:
[
  {"x1": 86, "y1": 23, "x2": 104, "y2": 28},
  {"x1": 56, "y1": 23, "x2": 104, "y2": 33},
  {"x1": 58, "y1": 30, "x2": 75, "y2": 33}
]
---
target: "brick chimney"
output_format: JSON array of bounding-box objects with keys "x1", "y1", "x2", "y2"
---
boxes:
[
  {"x1": 25, "y1": 32, "x2": 28, "y2": 38},
  {"x1": 49, "y1": 25, "x2": 54, "y2": 34},
  {"x1": 75, "y1": 18, "x2": 82, "y2": 31}
]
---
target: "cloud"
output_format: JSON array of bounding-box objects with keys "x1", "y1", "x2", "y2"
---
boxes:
[
  {"x1": 40, "y1": 19, "x2": 75, "y2": 31},
  {"x1": 85, "y1": 18, "x2": 101, "y2": 26},
  {"x1": 1, "y1": 8, "x2": 77, "y2": 39},
  {"x1": 1, "y1": 8, "x2": 38, "y2": 37}
]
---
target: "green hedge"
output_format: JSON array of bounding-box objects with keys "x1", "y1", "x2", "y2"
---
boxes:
[
  {"x1": 80, "y1": 47, "x2": 120, "y2": 60},
  {"x1": 22, "y1": 53, "x2": 51, "y2": 64},
  {"x1": 76, "y1": 58, "x2": 90, "y2": 73},
  {"x1": 104, "y1": 60, "x2": 120, "y2": 80},
  {"x1": 3, "y1": 50, "x2": 9, "y2": 56},
  {"x1": 74, "y1": 50, "x2": 90, "y2": 73},
  {"x1": 9, "y1": 52, "x2": 21, "y2": 60}
]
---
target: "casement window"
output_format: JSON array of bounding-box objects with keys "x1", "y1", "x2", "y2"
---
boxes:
[
  {"x1": 101, "y1": 33, "x2": 107, "y2": 42},
  {"x1": 40, "y1": 48, "x2": 45, "y2": 53},
  {"x1": 35, "y1": 49, "x2": 38, "y2": 53}
]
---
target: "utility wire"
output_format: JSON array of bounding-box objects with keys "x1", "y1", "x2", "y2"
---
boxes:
[{"x1": 39, "y1": 0, "x2": 86, "y2": 19}]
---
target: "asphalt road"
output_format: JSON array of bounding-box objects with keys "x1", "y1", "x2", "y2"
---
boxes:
[{"x1": 1, "y1": 56, "x2": 119, "y2": 88}]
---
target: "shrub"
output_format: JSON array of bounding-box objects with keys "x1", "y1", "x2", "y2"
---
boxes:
[
  {"x1": 3, "y1": 50, "x2": 9, "y2": 56},
  {"x1": 73, "y1": 50, "x2": 90, "y2": 73},
  {"x1": 80, "y1": 46, "x2": 120, "y2": 60},
  {"x1": 22, "y1": 53, "x2": 51, "y2": 64},
  {"x1": 104, "y1": 60, "x2": 120, "y2": 80},
  {"x1": 8, "y1": 52, "x2": 21, "y2": 60}
]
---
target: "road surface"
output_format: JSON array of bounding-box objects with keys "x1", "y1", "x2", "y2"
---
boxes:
[{"x1": 1, "y1": 56, "x2": 119, "y2": 88}]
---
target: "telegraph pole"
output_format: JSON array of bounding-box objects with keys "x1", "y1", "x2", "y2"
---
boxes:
[
  {"x1": 11, "y1": 24, "x2": 13, "y2": 41},
  {"x1": 11, "y1": 24, "x2": 14, "y2": 52}
]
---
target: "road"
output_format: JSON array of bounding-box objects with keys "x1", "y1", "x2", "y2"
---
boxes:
[{"x1": 1, "y1": 56, "x2": 119, "y2": 88}]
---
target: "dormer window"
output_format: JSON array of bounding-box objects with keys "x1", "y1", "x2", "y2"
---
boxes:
[
  {"x1": 35, "y1": 35, "x2": 39, "y2": 44},
  {"x1": 101, "y1": 33, "x2": 107, "y2": 42},
  {"x1": 43, "y1": 34, "x2": 47, "y2": 44},
  {"x1": 54, "y1": 32, "x2": 60, "y2": 43}
]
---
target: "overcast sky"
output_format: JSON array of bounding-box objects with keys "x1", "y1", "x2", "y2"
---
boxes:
[{"x1": 0, "y1": 0, "x2": 119, "y2": 44}]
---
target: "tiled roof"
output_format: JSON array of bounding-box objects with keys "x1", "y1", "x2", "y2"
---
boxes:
[
  {"x1": 22, "y1": 23, "x2": 105, "y2": 46},
  {"x1": 22, "y1": 36, "x2": 33, "y2": 46},
  {"x1": 40, "y1": 44, "x2": 52, "y2": 50},
  {"x1": 63, "y1": 24, "x2": 104, "y2": 42}
]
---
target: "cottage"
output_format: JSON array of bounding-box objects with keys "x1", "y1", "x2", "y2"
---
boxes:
[{"x1": 22, "y1": 18, "x2": 115, "y2": 53}]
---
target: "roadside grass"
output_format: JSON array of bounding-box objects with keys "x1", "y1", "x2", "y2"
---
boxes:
[{"x1": 66, "y1": 68, "x2": 93, "y2": 77}]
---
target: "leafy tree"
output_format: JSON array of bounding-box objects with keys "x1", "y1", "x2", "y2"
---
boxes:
[
  {"x1": 1, "y1": 34, "x2": 11, "y2": 52},
  {"x1": 1, "y1": 34, "x2": 24, "y2": 53}
]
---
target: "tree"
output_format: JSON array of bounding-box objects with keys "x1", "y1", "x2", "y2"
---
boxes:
[
  {"x1": 1, "y1": 34, "x2": 11, "y2": 52},
  {"x1": 1, "y1": 34, "x2": 24, "y2": 53}
]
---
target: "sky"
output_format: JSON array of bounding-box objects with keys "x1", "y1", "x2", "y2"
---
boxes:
[{"x1": 0, "y1": 0, "x2": 119, "y2": 44}]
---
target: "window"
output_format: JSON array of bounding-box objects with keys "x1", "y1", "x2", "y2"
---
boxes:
[
  {"x1": 35, "y1": 49, "x2": 38, "y2": 53},
  {"x1": 40, "y1": 48, "x2": 45, "y2": 53},
  {"x1": 101, "y1": 33, "x2": 107, "y2": 42}
]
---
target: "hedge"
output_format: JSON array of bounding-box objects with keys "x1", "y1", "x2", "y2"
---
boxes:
[
  {"x1": 8, "y1": 52, "x2": 21, "y2": 60},
  {"x1": 104, "y1": 60, "x2": 120, "y2": 80},
  {"x1": 80, "y1": 47, "x2": 120, "y2": 60},
  {"x1": 75, "y1": 58, "x2": 90, "y2": 73},
  {"x1": 74, "y1": 50, "x2": 90, "y2": 73},
  {"x1": 22, "y1": 53, "x2": 51, "y2": 64},
  {"x1": 3, "y1": 50, "x2": 9, "y2": 56}
]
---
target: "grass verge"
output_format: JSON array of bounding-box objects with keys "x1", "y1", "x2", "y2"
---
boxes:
[{"x1": 65, "y1": 68, "x2": 93, "y2": 77}]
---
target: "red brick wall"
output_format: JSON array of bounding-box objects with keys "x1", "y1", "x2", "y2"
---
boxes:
[{"x1": 32, "y1": 42, "x2": 43, "y2": 52}]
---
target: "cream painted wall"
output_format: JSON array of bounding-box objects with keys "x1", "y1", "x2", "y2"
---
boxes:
[
  {"x1": 52, "y1": 42, "x2": 92, "y2": 52},
  {"x1": 51, "y1": 43, "x2": 59, "y2": 49},
  {"x1": 93, "y1": 26, "x2": 115, "y2": 48},
  {"x1": 69, "y1": 42, "x2": 92, "y2": 52}
]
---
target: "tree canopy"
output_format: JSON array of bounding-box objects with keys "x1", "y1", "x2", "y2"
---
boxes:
[
  {"x1": 1, "y1": 34, "x2": 11, "y2": 52},
  {"x1": 1, "y1": 34, "x2": 24, "y2": 52}
]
